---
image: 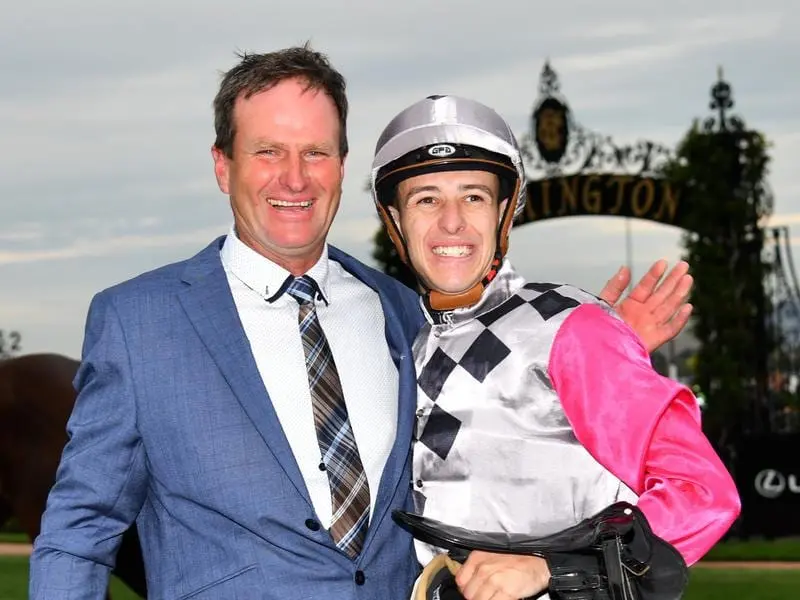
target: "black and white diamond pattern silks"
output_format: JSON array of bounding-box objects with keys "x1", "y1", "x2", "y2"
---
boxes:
[{"x1": 410, "y1": 260, "x2": 639, "y2": 575}]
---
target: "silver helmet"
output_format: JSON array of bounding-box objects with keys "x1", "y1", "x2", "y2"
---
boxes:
[{"x1": 370, "y1": 94, "x2": 527, "y2": 310}]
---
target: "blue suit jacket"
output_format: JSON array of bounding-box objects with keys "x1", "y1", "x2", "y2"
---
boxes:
[{"x1": 30, "y1": 238, "x2": 425, "y2": 600}]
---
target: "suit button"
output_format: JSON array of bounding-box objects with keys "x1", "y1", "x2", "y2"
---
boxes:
[
  {"x1": 354, "y1": 570, "x2": 366, "y2": 585},
  {"x1": 415, "y1": 479, "x2": 423, "y2": 488},
  {"x1": 305, "y1": 518, "x2": 320, "y2": 531}
]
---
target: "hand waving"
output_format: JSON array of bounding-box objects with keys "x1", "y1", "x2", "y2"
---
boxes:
[{"x1": 598, "y1": 260, "x2": 693, "y2": 353}]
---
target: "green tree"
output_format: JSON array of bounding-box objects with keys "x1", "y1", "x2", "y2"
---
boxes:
[
  {"x1": 370, "y1": 224, "x2": 419, "y2": 290},
  {"x1": 663, "y1": 117, "x2": 774, "y2": 447}
]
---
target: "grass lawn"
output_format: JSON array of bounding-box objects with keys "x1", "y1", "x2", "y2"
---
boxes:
[
  {"x1": 0, "y1": 533, "x2": 27, "y2": 544},
  {"x1": 686, "y1": 568, "x2": 800, "y2": 599},
  {"x1": 0, "y1": 555, "x2": 798, "y2": 600},
  {"x1": 0, "y1": 556, "x2": 139, "y2": 600},
  {"x1": 703, "y1": 537, "x2": 800, "y2": 562}
]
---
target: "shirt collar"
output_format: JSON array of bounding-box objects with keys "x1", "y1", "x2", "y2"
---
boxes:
[{"x1": 220, "y1": 226, "x2": 331, "y2": 305}]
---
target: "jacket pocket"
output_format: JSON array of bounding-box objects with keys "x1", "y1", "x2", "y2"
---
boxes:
[{"x1": 177, "y1": 564, "x2": 259, "y2": 600}]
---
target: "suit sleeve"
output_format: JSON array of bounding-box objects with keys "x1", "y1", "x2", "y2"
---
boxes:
[
  {"x1": 548, "y1": 303, "x2": 741, "y2": 566},
  {"x1": 30, "y1": 292, "x2": 148, "y2": 599}
]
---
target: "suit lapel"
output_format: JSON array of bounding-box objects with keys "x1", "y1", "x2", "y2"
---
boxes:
[
  {"x1": 329, "y1": 248, "x2": 419, "y2": 536},
  {"x1": 178, "y1": 238, "x2": 312, "y2": 506}
]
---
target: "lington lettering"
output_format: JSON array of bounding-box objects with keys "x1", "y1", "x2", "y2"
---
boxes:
[
  {"x1": 654, "y1": 183, "x2": 681, "y2": 222},
  {"x1": 523, "y1": 174, "x2": 682, "y2": 226},
  {"x1": 631, "y1": 179, "x2": 655, "y2": 217},
  {"x1": 607, "y1": 175, "x2": 633, "y2": 215},
  {"x1": 558, "y1": 176, "x2": 580, "y2": 216},
  {"x1": 582, "y1": 174, "x2": 602, "y2": 213}
]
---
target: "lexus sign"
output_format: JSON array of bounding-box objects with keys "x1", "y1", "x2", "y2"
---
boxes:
[
  {"x1": 754, "y1": 469, "x2": 800, "y2": 499},
  {"x1": 735, "y1": 434, "x2": 800, "y2": 538}
]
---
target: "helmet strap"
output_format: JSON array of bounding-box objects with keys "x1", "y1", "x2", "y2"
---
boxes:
[
  {"x1": 496, "y1": 179, "x2": 521, "y2": 258},
  {"x1": 424, "y1": 252, "x2": 503, "y2": 312},
  {"x1": 377, "y1": 203, "x2": 410, "y2": 264}
]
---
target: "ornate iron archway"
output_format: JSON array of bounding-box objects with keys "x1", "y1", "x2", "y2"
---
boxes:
[
  {"x1": 515, "y1": 61, "x2": 681, "y2": 228},
  {"x1": 514, "y1": 61, "x2": 800, "y2": 436}
]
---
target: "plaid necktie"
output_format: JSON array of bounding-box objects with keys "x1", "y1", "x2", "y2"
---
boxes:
[{"x1": 286, "y1": 275, "x2": 370, "y2": 558}]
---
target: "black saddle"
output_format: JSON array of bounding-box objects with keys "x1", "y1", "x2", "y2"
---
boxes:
[{"x1": 393, "y1": 501, "x2": 689, "y2": 600}]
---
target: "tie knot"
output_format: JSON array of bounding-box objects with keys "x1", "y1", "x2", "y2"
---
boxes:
[{"x1": 286, "y1": 275, "x2": 318, "y2": 305}]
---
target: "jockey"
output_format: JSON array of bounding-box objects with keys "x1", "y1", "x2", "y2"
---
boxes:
[{"x1": 370, "y1": 95, "x2": 741, "y2": 599}]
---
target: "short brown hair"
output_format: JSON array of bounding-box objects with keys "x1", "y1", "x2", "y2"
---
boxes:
[{"x1": 213, "y1": 43, "x2": 348, "y2": 158}]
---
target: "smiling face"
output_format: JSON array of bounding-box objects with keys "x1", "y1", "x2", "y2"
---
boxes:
[
  {"x1": 389, "y1": 169, "x2": 506, "y2": 296},
  {"x1": 212, "y1": 77, "x2": 345, "y2": 275}
]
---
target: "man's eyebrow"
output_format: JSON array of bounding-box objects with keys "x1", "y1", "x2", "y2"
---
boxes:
[
  {"x1": 247, "y1": 140, "x2": 336, "y2": 152},
  {"x1": 458, "y1": 184, "x2": 493, "y2": 194},
  {"x1": 404, "y1": 185, "x2": 440, "y2": 197},
  {"x1": 249, "y1": 138, "x2": 281, "y2": 148}
]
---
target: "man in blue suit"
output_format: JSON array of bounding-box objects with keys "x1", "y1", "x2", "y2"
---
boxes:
[{"x1": 30, "y1": 45, "x2": 692, "y2": 599}]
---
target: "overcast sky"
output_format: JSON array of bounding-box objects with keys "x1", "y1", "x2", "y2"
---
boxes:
[{"x1": 1, "y1": 0, "x2": 798, "y2": 358}]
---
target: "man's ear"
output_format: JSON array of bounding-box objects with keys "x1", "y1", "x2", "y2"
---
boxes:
[{"x1": 211, "y1": 146, "x2": 231, "y2": 194}]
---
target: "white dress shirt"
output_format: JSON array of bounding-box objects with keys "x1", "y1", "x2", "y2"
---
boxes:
[{"x1": 219, "y1": 228, "x2": 399, "y2": 527}]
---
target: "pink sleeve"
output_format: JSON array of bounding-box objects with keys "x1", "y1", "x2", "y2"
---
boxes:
[{"x1": 548, "y1": 303, "x2": 741, "y2": 566}]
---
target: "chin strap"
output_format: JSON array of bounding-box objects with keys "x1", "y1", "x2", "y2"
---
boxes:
[{"x1": 424, "y1": 254, "x2": 502, "y2": 313}]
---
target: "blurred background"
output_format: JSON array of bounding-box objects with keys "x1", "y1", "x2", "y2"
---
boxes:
[{"x1": 1, "y1": 1, "x2": 798, "y2": 597}]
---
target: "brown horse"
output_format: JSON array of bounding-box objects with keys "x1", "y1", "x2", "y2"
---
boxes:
[{"x1": 0, "y1": 353, "x2": 147, "y2": 598}]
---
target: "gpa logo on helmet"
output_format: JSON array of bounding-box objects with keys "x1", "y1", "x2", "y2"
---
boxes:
[{"x1": 428, "y1": 144, "x2": 456, "y2": 157}]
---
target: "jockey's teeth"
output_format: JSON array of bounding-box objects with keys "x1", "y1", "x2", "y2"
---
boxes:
[{"x1": 432, "y1": 246, "x2": 471, "y2": 257}]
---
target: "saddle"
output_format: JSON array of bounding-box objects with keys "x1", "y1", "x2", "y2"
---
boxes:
[{"x1": 393, "y1": 501, "x2": 689, "y2": 600}]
